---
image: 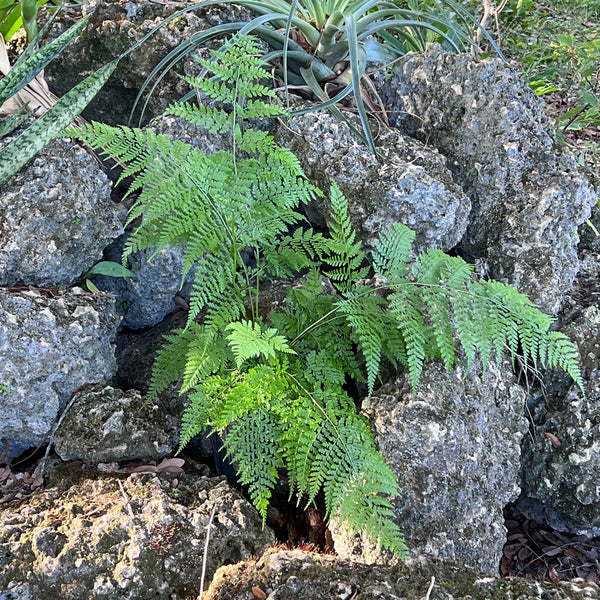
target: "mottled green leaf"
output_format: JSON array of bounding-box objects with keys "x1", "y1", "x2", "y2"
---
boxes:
[{"x1": 0, "y1": 58, "x2": 118, "y2": 187}]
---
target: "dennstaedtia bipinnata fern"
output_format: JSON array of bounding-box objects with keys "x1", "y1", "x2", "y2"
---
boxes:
[{"x1": 64, "y1": 34, "x2": 583, "y2": 558}]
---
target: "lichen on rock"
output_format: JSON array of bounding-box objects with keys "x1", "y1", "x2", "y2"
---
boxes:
[{"x1": 0, "y1": 471, "x2": 274, "y2": 599}]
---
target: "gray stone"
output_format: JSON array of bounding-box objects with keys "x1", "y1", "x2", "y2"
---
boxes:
[
  {"x1": 0, "y1": 288, "x2": 120, "y2": 457},
  {"x1": 576, "y1": 203, "x2": 600, "y2": 297},
  {"x1": 0, "y1": 135, "x2": 124, "y2": 287},
  {"x1": 521, "y1": 306, "x2": 600, "y2": 534},
  {"x1": 44, "y1": 0, "x2": 253, "y2": 125},
  {"x1": 204, "y1": 548, "x2": 600, "y2": 600},
  {"x1": 93, "y1": 239, "x2": 192, "y2": 330},
  {"x1": 332, "y1": 359, "x2": 527, "y2": 576},
  {"x1": 0, "y1": 471, "x2": 275, "y2": 599},
  {"x1": 380, "y1": 45, "x2": 597, "y2": 313},
  {"x1": 274, "y1": 108, "x2": 471, "y2": 254},
  {"x1": 53, "y1": 385, "x2": 178, "y2": 463}
]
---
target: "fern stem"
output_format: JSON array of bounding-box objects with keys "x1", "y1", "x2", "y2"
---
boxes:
[
  {"x1": 254, "y1": 247, "x2": 261, "y2": 320},
  {"x1": 290, "y1": 283, "x2": 378, "y2": 345},
  {"x1": 290, "y1": 308, "x2": 345, "y2": 346}
]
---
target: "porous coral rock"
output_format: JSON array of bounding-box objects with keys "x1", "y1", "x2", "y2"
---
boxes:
[
  {"x1": 380, "y1": 45, "x2": 597, "y2": 313},
  {"x1": 203, "y1": 548, "x2": 600, "y2": 600},
  {"x1": 274, "y1": 107, "x2": 471, "y2": 254},
  {"x1": 0, "y1": 287, "x2": 120, "y2": 457},
  {"x1": 521, "y1": 306, "x2": 600, "y2": 534},
  {"x1": 53, "y1": 385, "x2": 178, "y2": 463},
  {"x1": 0, "y1": 134, "x2": 123, "y2": 288},
  {"x1": 332, "y1": 358, "x2": 527, "y2": 576},
  {"x1": 0, "y1": 472, "x2": 274, "y2": 599}
]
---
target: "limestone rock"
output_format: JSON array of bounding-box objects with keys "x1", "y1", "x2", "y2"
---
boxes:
[
  {"x1": 93, "y1": 239, "x2": 192, "y2": 330},
  {"x1": 521, "y1": 306, "x2": 600, "y2": 534},
  {"x1": 0, "y1": 472, "x2": 275, "y2": 599},
  {"x1": 380, "y1": 45, "x2": 597, "y2": 313},
  {"x1": 203, "y1": 548, "x2": 600, "y2": 600},
  {"x1": 0, "y1": 288, "x2": 120, "y2": 457},
  {"x1": 0, "y1": 135, "x2": 123, "y2": 287},
  {"x1": 53, "y1": 385, "x2": 178, "y2": 463},
  {"x1": 44, "y1": 0, "x2": 253, "y2": 124},
  {"x1": 333, "y1": 359, "x2": 527, "y2": 576},
  {"x1": 274, "y1": 108, "x2": 471, "y2": 254}
]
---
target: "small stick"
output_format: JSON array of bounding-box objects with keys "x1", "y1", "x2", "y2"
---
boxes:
[
  {"x1": 36, "y1": 388, "x2": 86, "y2": 481},
  {"x1": 422, "y1": 576, "x2": 435, "y2": 600},
  {"x1": 198, "y1": 503, "x2": 218, "y2": 600},
  {"x1": 118, "y1": 480, "x2": 135, "y2": 519}
]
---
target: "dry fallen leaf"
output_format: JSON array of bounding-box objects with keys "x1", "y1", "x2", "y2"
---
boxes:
[
  {"x1": 251, "y1": 586, "x2": 267, "y2": 600},
  {"x1": 548, "y1": 566, "x2": 561, "y2": 584},
  {"x1": 544, "y1": 432, "x2": 562, "y2": 448}
]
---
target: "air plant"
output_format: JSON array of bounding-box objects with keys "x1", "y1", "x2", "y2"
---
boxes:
[{"x1": 131, "y1": 0, "x2": 503, "y2": 152}]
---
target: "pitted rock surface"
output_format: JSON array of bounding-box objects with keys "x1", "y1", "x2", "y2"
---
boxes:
[
  {"x1": 274, "y1": 108, "x2": 471, "y2": 254},
  {"x1": 203, "y1": 548, "x2": 600, "y2": 600},
  {"x1": 0, "y1": 288, "x2": 120, "y2": 457},
  {"x1": 521, "y1": 306, "x2": 600, "y2": 534},
  {"x1": 45, "y1": 0, "x2": 254, "y2": 124},
  {"x1": 0, "y1": 136, "x2": 123, "y2": 287},
  {"x1": 93, "y1": 238, "x2": 193, "y2": 330},
  {"x1": 0, "y1": 472, "x2": 274, "y2": 600},
  {"x1": 332, "y1": 359, "x2": 527, "y2": 575},
  {"x1": 380, "y1": 45, "x2": 597, "y2": 313},
  {"x1": 53, "y1": 385, "x2": 178, "y2": 463}
]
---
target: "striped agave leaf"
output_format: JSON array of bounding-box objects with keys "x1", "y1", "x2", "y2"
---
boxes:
[
  {"x1": 0, "y1": 58, "x2": 119, "y2": 186},
  {"x1": 0, "y1": 13, "x2": 90, "y2": 106}
]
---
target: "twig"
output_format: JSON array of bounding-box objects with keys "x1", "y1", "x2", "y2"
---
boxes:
[
  {"x1": 118, "y1": 480, "x2": 135, "y2": 519},
  {"x1": 421, "y1": 576, "x2": 435, "y2": 600},
  {"x1": 198, "y1": 503, "x2": 218, "y2": 600},
  {"x1": 36, "y1": 386, "x2": 88, "y2": 482},
  {"x1": 475, "y1": 0, "x2": 508, "y2": 45}
]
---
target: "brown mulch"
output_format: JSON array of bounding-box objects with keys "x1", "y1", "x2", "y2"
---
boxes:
[
  {"x1": 0, "y1": 440, "x2": 45, "y2": 506},
  {"x1": 501, "y1": 504, "x2": 600, "y2": 583}
]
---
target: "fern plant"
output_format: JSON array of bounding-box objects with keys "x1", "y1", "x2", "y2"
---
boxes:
[{"x1": 66, "y1": 34, "x2": 583, "y2": 558}]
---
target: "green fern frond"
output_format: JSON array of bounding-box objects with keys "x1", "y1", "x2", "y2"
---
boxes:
[
  {"x1": 225, "y1": 408, "x2": 284, "y2": 522},
  {"x1": 546, "y1": 331, "x2": 584, "y2": 390},
  {"x1": 186, "y1": 251, "x2": 237, "y2": 323},
  {"x1": 304, "y1": 350, "x2": 348, "y2": 389},
  {"x1": 226, "y1": 320, "x2": 296, "y2": 368},
  {"x1": 388, "y1": 284, "x2": 427, "y2": 394},
  {"x1": 211, "y1": 363, "x2": 289, "y2": 428},
  {"x1": 262, "y1": 228, "x2": 325, "y2": 277},
  {"x1": 372, "y1": 222, "x2": 415, "y2": 281},
  {"x1": 238, "y1": 98, "x2": 287, "y2": 120},
  {"x1": 323, "y1": 181, "x2": 368, "y2": 293},
  {"x1": 337, "y1": 291, "x2": 387, "y2": 396},
  {"x1": 178, "y1": 388, "x2": 214, "y2": 450},
  {"x1": 147, "y1": 324, "x2": 201, "y2": 401},
  {"x1": 202, "y1": 291, "x2": 246, "y2": 337},
  {"x1": 422, "y1": 287, "x2": 456, "y2": 373},
  {"x1": 181, "y1": 328, "x2": 231, "y2": 394},
  {"x1": 164, "y1": 100, "x2": 233, "y2": 133}
]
